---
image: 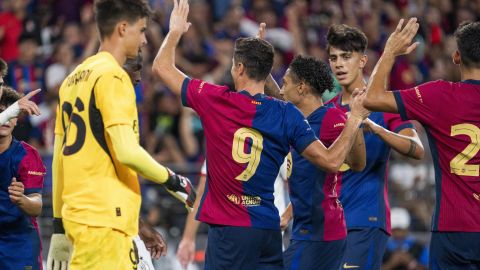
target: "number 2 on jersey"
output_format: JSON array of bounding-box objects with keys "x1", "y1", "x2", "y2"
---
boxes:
[
  {"x1": 232, "y1": 128, "x2": 263, "y2": 181},
  {"x1": 450, "y1": 123, "x2": 480, "y2": 176}
]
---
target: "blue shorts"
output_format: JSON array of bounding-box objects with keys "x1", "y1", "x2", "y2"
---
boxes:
[
  {"x1": 0, "y1": 226, "x2": 42, "y2": 270},
  {"x1": 205, "y1": 225, "x2": 283, "y2": 270},
  {"x1": 339, "y1": 227, "x2": 389, "y2": 270},
  {"x1": 430, "y1": 232, "x2": 480, "y2": 270},
  {"x1": 283, "y1": 239, "x2": 346, "y2": 270}
]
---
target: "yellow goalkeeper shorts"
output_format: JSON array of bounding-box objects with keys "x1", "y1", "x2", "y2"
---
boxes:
[{"x1": 64, "y1": 219, "x2": 139, "y2": 270}]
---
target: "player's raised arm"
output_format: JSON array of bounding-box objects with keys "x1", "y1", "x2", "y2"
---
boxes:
[
  {"x1": 363, "y1": 18, "x2": 420, "y2": 113},
  {"x1": 301, "y1": 89, "x2": 369, "y2": 172},
  {"x1": 0, "y1": 89, "x2": 41, "y2": 125},
  {"x1": 152, "y1": 0, "x2": 191, "y2": 95}
]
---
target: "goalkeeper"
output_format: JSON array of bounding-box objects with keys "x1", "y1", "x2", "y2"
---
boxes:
[{"x1": 46, "y1": 1, "x2": 195, "y2": 269}]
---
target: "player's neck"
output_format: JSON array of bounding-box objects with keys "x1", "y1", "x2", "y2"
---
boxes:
[
  {"x1": 0, "y1": 135, "x2": 12, "y2": 154},
  {"x1": 460, "y1": 67, "x2": 480, "y2": 81},
  {"x1": 98, "y1": 39, "x2": 127, "y2": 67},
  {"x1": 298, "y1": 96, "x2": 323, "y2": 118},
  {"x1": 341, "y1": 78, "x2": 366, "y2": 105},
  {"x1": 236, "y1": 79, "x2": 265, "y2": 96}
]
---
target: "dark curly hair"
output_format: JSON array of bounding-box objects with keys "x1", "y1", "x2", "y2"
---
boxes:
[
  {"x1": 0, "y1": 86, "x2": 21, "y2": 109},
  {"x1": 95, "y1": 0, "x2": 151, "y2": 40},
  {"x1": 326, "y1": 24, "x2": 368, "y2": 54},
  {"x1": 234, "y1": 37, "x2": 274, "y2": 81},
  {"x1": 454, "y1": 21, "x2": 480, "y2": 68},
  {"x1": 289, "y1": 55, "x2": 334, "y2": 97}
]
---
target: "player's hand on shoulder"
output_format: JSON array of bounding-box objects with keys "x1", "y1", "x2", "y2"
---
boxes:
[
  {"x1": 350, "y1": 87, "x2": 370, "y2": 120},
  {"x1": 164, "y1": 168, "x2": 197, "y2": 211},
  {"x1": 177, "y1": 238, "x2": 196, "y2": 270},
  {"x1": 384, "y1": 18, "x2": 420, "y2": 57},
  {"x1": 8, "y1": 177, "x2": 25, "y2": 204},
  {"x1": 169, "y1": 0, "x2": 191, "y2": 34},
  {"x1": 19, "y1": 88, "x2": 41, "y2": 116}
]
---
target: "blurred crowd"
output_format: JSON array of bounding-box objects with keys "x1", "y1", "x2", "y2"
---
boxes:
[{"x1": 1, "y1": 0, "x2": 477, "y2": 268}]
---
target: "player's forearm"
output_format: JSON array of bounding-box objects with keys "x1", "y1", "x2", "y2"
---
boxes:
[
  {"x1": 106, "y1": 125, "x2": 170, "y2": 184},
  {"x1": 364, "y1": 53, "x2": 398, "y2": 113},
  {"x1": 52, "y1": 134, "x2": 64, "y2": 218},
  {"x1": 152, "y1": 30, "x2": 187, "y2": 96},
  {"x1": 17, "y1": 193, "x2": 42, "y2": 217},
  {"x1": 264, "y1": 75, "x2": 282, "y2": 99},
  {"x1": 281, "y1": 203, "x2": 293, "y2": 221},
  {"x1": 375, "y1": 128, "x2": 424, "y2": 160},
  {"x1": 325, "y1": 116, "x2": 363, "y2": 172},
  {"x1": 182, "y1": 175, "x2": 206, "y2": 241},
  {"x1": 0, "y1": 101, "x2": 20, "y2": 125},
  {"x1": 345, "y1": 130, "x2": 366, "y2": 171}
]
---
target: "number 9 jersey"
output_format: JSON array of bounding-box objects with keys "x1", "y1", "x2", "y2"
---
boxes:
[
  {"x1": 181, "y1": 78, "x2": 317, "y2": 229},
  {"x1": 54, "y1": 52, "x2": 141, "y2": 236},
  {"x1": 393, "y1": 79, "x2": 480, "y2": 232}
]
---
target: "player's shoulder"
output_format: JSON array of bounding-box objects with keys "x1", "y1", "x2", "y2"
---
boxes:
[
  {"x1": 415, "y1": 79, "x2": 451, "y2": 91},
  {"x1": 19, "y1": 141, "x2": 43, "y2": 160}
]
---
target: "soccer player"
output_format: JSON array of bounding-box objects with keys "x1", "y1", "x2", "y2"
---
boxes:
[
  {"x1": 364, "y1": 18, "x2": 480, "y2": 269},
  {"x1": 153, "y1": 1, "x2": 369, "y2": 269},
  {"x1": 47, "y1": 1, "x2": 195, "y2": 269},
  {"x1": 0, "y1": 57, "x2": 40, "y2": 126},
  {"x1": 279, "y1": 55, "x2": 366, "y2": 270},
  {"x1": 325, "y1": 24, "x2": 425, "y2": 270},
  {"x1": 0, "y1": 87, "x2": 46, "y2": 270}
]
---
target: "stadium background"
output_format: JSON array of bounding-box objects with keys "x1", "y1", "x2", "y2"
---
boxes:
[{"x1": 1, "y1": 0, "x2": 473, "y2": 268}]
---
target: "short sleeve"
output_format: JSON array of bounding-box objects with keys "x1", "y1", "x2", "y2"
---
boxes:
[
  {"x1": 285, "y1": 103, "x2": 318, "y2": 153},
  {"x1": 320, "y1": 108, "x2": 347, "y2": 147},
  {"x1": 181, "y1": 77, "x2": 229, "y2": 116},
  {"x1": 383, "y1": 113, "x2": 414, "y2": 133},
  {"x1": 54, "y1": 102, "x2": 63, "y2": 136},
  {"x1": 95, "y1": 72, "x2": 136, "y2": 128},
  {"x1": 393, "y1": 80, "x2": 448, "y2": 124},
  {"x1": 18, "y1": 144, "x2": 46, "y2": 195}
]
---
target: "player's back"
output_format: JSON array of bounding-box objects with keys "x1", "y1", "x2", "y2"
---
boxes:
[
  {"x1": 182, "y1": 78, "x2": 316, "y2": 229},
  {"x1": 56, "y1": 52, "x2": 141, "y2": 235},
  {"x1": 401, "y1": 80, "x2": 480, "y2": 231}
]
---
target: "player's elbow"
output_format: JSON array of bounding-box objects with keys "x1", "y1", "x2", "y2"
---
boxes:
[
  {"x1": 152, "y1": 58, "x2": 173, "y2": 82},
  {"x1": 362, "y1": 94, "x2": 379, "y2": 111},
  {"x1": 411, "y1": 143, "x2": 425, "y2": 160}
]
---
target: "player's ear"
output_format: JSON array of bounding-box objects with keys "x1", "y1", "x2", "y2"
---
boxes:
[
  {"x1": 452, "y1": 50, "x2": 461, "y2": 65},
  {"x1": 237, "y1": 62, "x2": 245, "y2": 76},
  {"x1": 359, "y1": 54, "x2": 368, "y2": 69},
  {"x1": 117, "y1": 21, "x2": 128, "y2": 37}
]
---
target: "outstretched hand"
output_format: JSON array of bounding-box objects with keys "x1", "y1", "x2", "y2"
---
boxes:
[
  {"x1": 384, "y1": 18, "x2": 420, "y2": 57},
  {"x1": 19, "y1": 89, "x2": 41, "y2": 116},
  {"x1": 169, "y1": 0, "x2": 191, "y2": 34},
  {"x1": 257, "y1": 22, "x2": 266, "y2": 40}
]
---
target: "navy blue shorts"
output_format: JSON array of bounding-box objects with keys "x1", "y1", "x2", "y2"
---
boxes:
[
  {"x1": 0, "y1": 228, "x2": 42, "y2": 270},
  {"x1": 430, "y1": 232, "x2": 480, "y2": 270},
  {"x1": 205, "y1": 225, "x2": 283, "y2": 270},
  {"x1": 283, "y1": 239, "x2": 346, "y2": 270},
  {"x1": 339, "y1": 227, "x2": 389, "y2": 270}
]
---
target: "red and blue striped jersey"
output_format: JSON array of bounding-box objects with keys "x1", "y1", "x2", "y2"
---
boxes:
[
  {"x1": 182, "y1": 78, "x2": 317, "y2": 229},
  {"x1": 328, "y1": 93, "x2": 413, "y2": 234},
  {"x1": 394, "y1": 80, "x2": 480, "y2": 232},
  {"x1": 289, "y1": 103, "x2": 347, "y2": 241}
]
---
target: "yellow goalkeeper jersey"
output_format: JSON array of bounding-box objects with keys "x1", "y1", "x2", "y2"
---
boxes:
[{"x1": 55, "y1": 51, "x2": 140, "y2": 236}]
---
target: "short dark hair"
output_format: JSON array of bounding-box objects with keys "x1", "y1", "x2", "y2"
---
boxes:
[
  {"x1": 0, "y1": 58, "x2": 7, "y2": 77},
  {"x1": 0, "y1": 87, "x2": 21, "y2": 108},
  {"x1": 289, "y1": 55, "x2": 334, "y2": 97},
  {"x1": 326, "y1": 24, "x2": 368, "y2": 54},
  {"x1": 454, "y1": 21, "x2": 480, "y2": 68},
  {"x1": 94, "y1": 0, "x2": 151, "y2": 40},
  {"x1": 233, "y1": 37, "x2": 274, "y2": 81}
]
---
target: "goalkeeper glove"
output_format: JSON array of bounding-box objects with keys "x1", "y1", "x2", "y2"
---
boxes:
[
  {"x1": 164, "y1": 168, "x2": 196, "y2": 211},
  {"x1": 47, "y1": 218, "x2": 72, "y2": 270}
]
